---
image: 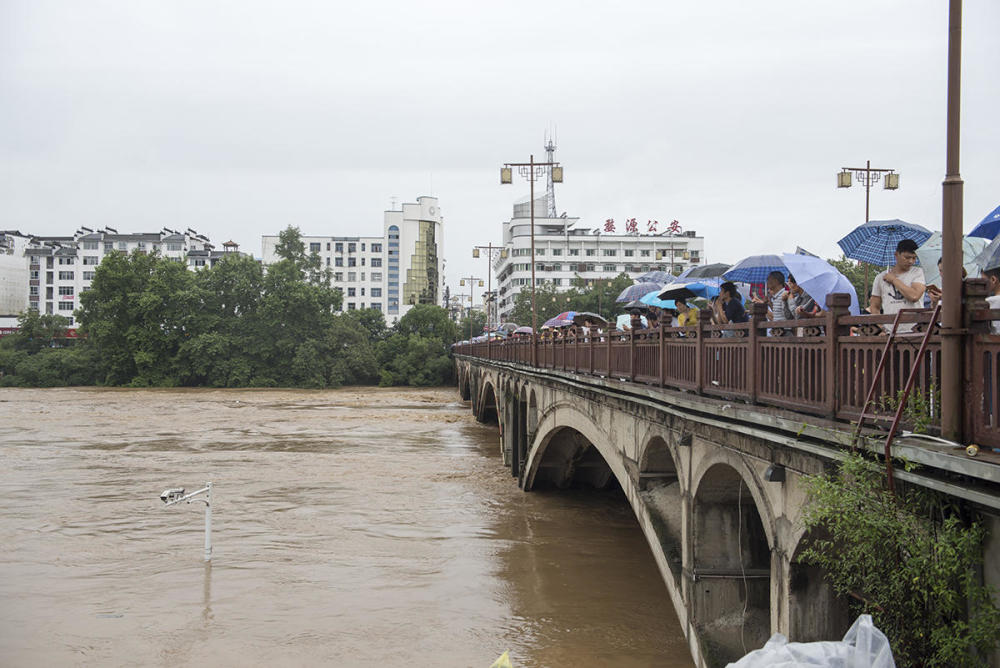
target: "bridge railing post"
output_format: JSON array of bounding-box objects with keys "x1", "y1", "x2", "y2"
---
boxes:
[
  {"x1": 659, "y1": 311, "x2": 669, "y2": 387},
  {"x1": 824, "y1": 293, "x2": 852, "y2": 418},
  {"x1": 695, "y1": 308, "x2": 712, "y2": 394},
  {"x1": 629, "y1": 327, "x2": 637, "y2": 382},
  {"x1": 747, "y1": 301, "x2": 767, "y2": 404}
]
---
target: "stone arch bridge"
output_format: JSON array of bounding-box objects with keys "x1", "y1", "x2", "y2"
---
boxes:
[{"x1": 456, "y1": 356, "x2": 1000, "y2": 668}]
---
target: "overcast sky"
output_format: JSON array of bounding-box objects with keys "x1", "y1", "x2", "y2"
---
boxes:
[{"x1": 2, "y1": 1, "x2": 998, "y2": 298}]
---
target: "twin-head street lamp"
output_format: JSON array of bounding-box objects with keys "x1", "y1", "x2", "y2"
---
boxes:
[
  {"x1": 501, "y1": 155, "x2": 563, "y2": 365},
  {"x1": 473, "y1": 243, "x2": 508, "y2": 346},
  {"x1": 459, "y1": 276, "x2": 484, "y2": 341}
]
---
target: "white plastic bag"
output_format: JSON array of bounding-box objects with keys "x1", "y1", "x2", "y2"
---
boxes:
[{"x1": 725, "y1": 614, "x2": 895, "y2": 668}]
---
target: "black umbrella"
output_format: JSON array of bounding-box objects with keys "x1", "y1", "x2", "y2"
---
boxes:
[
  {"x1": 572, "y1": 312, "x2": 608, "y2": 326},
  {"x1": 623, "y1": 300, "x2": 649, "y2": 313},
  {"x1": 686, "y1": 263, "x2": 731, "y2": 279}
]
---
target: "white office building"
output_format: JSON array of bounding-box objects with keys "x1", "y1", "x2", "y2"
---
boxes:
[
  {"x1": 260, "y1": 195, "x2": 444, "y2": 324},
  {"x1": 0, "y1": 227, "x2": 231, "y2": 329}
]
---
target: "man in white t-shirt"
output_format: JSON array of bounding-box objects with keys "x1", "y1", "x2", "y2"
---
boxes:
[
  {"x1": 870, "y1": 239, "x2": 926, "y2": 333},
  {"x1": 983, "y1": 267, "x2": 1000, "y2": 334}
]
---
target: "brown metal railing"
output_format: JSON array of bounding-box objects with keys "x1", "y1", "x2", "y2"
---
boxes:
[{"x1": 457, "y1": 283, "x2": 1000, "y2": 448}]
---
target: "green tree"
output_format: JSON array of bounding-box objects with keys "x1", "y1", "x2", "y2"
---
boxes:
[
  {"x1": 7, "y1": 311, "x2": 70, "y2": 353},
  {"x1": 799, "y1": 454, "x2": 1000, "y2": 667},
  {"x1": 377, "y1": 333, "x2": 454, "y2": 386},
  {"x1": 325, "y1": 313, "x2": 380, "y2": 386},
  {"x1": 568, "y1": 272, "x2": 634, "y2": 317},
  {"x1": 343, "y1": 308, "x2": 389, "y2": 343},
  {"x1": 508, "y1": 281, "x2": 568, "y2": 326},
  {"x1": 458, "y1": 310, "x2": 486, "y2": 341},
  {"x1": 394, "y1": 304, "x2": 458, "y2": 341},
  {"x1": 828, "y1": 255, "x2": 883, "y2": 308}
]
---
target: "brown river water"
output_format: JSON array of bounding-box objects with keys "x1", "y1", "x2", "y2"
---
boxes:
[{"x1": 0, "y1": 387, "x2": 692, "y2": 667}]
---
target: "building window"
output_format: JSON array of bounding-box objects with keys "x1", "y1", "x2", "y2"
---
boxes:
[
  {"x1": 603, "y1": 249, "x2": 616, "y2": 257},
  {"x1": 58, "y1": 271, "x2": 74, "y2": 280},
  {"x1": 535, "y1": 248, "x2": 545, "y2": 256},
  {"x1": 371, "y1": 243, "x2": 382, "y2": 253},
  {"x1": 29, "y1": 286, "x2": 38, "y2": 296},
  {"x1": 58, "y1": 257, "x2": 75, "y2": 265},
  {"x1": 335, "y1": 257, "x2": 344, "y2": 267},
  {"x1": 348, "y1": 243, "x2": 356, "y2": 253},
  {"x1": 82, "y1": 241, "x2": 99, "y2": 250},
  {"x1": 105, "y1": 242, "x2": 114, "y2": 252},
  {"x1": 309, "y1": 242, "x2": 321, "y2": 253},
  {"x1": 552, "y1": 248, "x2": 562, "y2": 256},
  {"x1": 569, "y1": 249, "x2": 580, "y2": 256},
  {"x1": 371, "y1": 302, "x2": 382, "y2": 311},
  {"x1": 371, "y1": 258, "x2": 382, "y2": 267},
  {"x1": 361, "y1": 243, "x2": 365, "y2": 252},
  {"x1": 371, "y1": 288, "x2": 382, "y2": 297},
  {"x1": 58, "y1": 286, "x2": 74, "y2": 296},
  {"x1": 690, "y1": 250, "x2": 700, "y2": 259},
  {"x1": 371, "y1": 272, "x2": 382, "y2": 282},
  {"x1": 30, "y1": 270, "x2": 39, "y2": 280},
  {"x1": 83, "y1": 271, "x2": 96, "y2": 280},
  {"x1": 118, "y1": 242, "x2": 128, "y2": 250},
  {"x1": 334, "y1": 272, "x2": 343, "y2": 281},
  {"x1": 587, "y1": 264, "x2": 596, "y2": 272},
  {"x1": 585, "y1": 249, "x2": 596, "y2": 257},
  {"x1": 326, "y1": 257, "x2": 330, "y2": 266},
  {"x1": 335, "y1": 242, "x2": 344, "y2": 252},
  {"x1": 347, "y1": 302, "x2": 356, "y2": 310},
  {"x1": 83, "y1": 256, "x2": 99, "y2": 265},
  {"x1": 640, "y1": 250, "x2": 651, "y2": 257},
  {"x1": 348, "y1": 257, "x2": 357, "y2": 267},
  {"x1": 58, "y1": 301, "x2": 74, "y2": 311},
  {"x1": 624, "y1": 250, "x2": 634, "y2": 257},
  {"x1": 167, "y1": 243, "x2": 183, "y2": 251},
  {"x1": 348, "y1": 272, "x2": 357, "y2": 282},
  {"x1": 193, "y1": 259, "x2": 205, "y2": 267},
  {"x1": 348, "y1": 288, "x2": 356, "y2": 297}
]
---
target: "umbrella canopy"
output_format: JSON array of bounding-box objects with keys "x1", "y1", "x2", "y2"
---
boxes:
[
  {"x1": 974, "y1": 235, "x2": 1000, "y2": 272},
  {"x1": 675, "y1": 266, "x2": 697, "y2": 280},
  {"x1": 915, "y1": 232, "x2": 988, "y2": 286},
  {"x1": 622, "y1": 300, "x2": 648, "y2": 313},
  {"x1": 513, "y1": 326, "x2": 534, "y2": 335},
  {"x1": 968, "y1": 204, "x2": 1000, "y2": 240},
  {"x1": 781, "y1": 253, "x2": 861, "y2": 316},
  {"x1": 639, "y1": 291, "x2": 677, "y2": 309},
  {"x1": 616, "y1": 313, "x2": 648, "y2": 330},
  {"x1": 572, "y1": 312, "x2": 608, "y2": 326},
  {"x1": 553, "y1": 310, "x2": 576, "y2": 322},
  {"x1": 837, "y1": 219, "x2": 933, "y2": 266},
  {"x1": 494, "y1": 322, "x2": 519, "y2": 334},
  {"x1": 542, "y1": 317, "x2": 574, "y2": 329},
  {"x1": 657, "y1": 281, "x2": 720, "y2": 301},
  {"x1": 723, "y1": 254, "x2": 788, "y2": 284},
  {"x1": 616, "y1": 281, "x2": 663, "y2": 303},
  {"x1": 686, "y1": 263, "x2": 731, "y2": 279},
  {"x1": 637, "y1": 270, "x2": 674, "y2": 284}
]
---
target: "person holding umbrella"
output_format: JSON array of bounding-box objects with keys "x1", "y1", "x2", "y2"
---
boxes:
[
  {"x1": 870, "y1": 239, "x2": 926, "y2": 332},
  {"x1": 675, "y1": 298, "x2": 699, "y2": 327},
  {"x1": 785, "y1": 274, "x2": 821, "y2": 319},
  {"x1": 713, "y1": 281, "x2": 749, "y2": 337}
]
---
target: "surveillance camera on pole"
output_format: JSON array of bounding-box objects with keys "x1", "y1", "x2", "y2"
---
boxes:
[{"x1": 160, "y1": 482, "x2": 213, "y2": 562}]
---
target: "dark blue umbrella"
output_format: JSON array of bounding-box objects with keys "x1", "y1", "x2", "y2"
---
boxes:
[
  {"x1": 638, "y1": 270, "x2": 674, "y2": 283},
  {"x1": 968, "y1": 204, "x2": 1000, "y2": 240},
  {"x1": 616, "y1": 281, "x2": 663, "y2": 303},
  {"x1": 657, "y1": 281, "x2": 720, "y2": 301},
  {"x1": 837, "y1": 219, "x2": 933, "y2": 266},
  {"x1": 723, "y1": 255, "x2": 788, "y2": 284}
]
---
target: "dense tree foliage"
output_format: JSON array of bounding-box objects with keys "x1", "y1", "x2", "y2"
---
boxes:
[{"x1": 1, "y1": 227, "x2": 461, "y2": 389}]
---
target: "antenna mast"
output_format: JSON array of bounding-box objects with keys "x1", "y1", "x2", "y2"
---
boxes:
[{"x1": 544, "y1": 132, "x2": 558, "y2": 218}]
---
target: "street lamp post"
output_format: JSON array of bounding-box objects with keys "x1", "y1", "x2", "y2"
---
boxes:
[
  {"x1": 837, "y1": 160, "x2": 900, "y2": 298},
  {"x1": 501, "y1": 154, "x2": 563, "y2": 366},
  {"x1": 940, "y1": 0, "x2": 964, "y2": 442},
  {"x1": 459, "y1": 275, "x2": 483, "y2": 342},
  {"x1": 473, "y1": 243, "x2": 508, "y2": 355}
]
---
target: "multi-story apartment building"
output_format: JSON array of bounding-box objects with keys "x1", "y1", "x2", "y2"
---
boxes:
[
  {"x1": 261, "y1": 195, "x2": 444, "y2": 324},
  {"x1": 492, "y1": 196, "x2": 705, "y2": 322},
  {"x1": 0, "y1": 227, "x2": 231, "y2": 329}
]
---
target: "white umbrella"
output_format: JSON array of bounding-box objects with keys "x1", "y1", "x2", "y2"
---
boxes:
[
  {"x1": 781, "y1": 253, "x2": 861, "y2": 316},
  {"x1": 916, "y1": 231, "x2": 989, "y2": 286}
]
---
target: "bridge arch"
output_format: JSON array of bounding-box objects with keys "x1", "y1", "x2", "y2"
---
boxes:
[
  {"x1": 458, "y1": 365, "x2": 471, "y2": 401},
  {"x1": 477, "y1": 380, "x2": 498, "y2": 424},
  {"x1": 690, "y1": 460, "x2": 774, "y2": 667},
  {"x1": 525, "y1": 401, "x2": 616, "y2": 492},
  {"x1": 636, "y1": 434, "x2": 684, "y2": 587},
  {"x1": 786, "y1": 528, "x2": 852, "y2": 643}
]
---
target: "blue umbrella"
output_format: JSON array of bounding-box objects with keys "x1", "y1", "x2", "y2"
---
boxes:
[
  {"x1": 974, "y1": 235, "x2": 1000, "y2": 272},
  {"x1": 723, "y1": 254, "x2": 788, "y2": 284},
  {"x1": 657, "y1": 282, "x2": 720, "y2": 301},
  {"x1": 638, "y1": 270, "x2": 674, "y2": 283},
  {"x1": 676, "y1": 266, "x2": 696, "y2": 280},
  {"x1": 781, "y1": 253, "x2": 861, "y2": 316},
  {"x1": 616, "y1": 281, "x2": 663, "y2": 303},
  {"x1": 837, "y1": 219, "x2": 933, "y2": 266},
  {"x1": 639, "y1": 290, "x2": 677, "y2": 309},
  {"x1": 968, "y1": 204, "x2": 1000, "y2": 240}
]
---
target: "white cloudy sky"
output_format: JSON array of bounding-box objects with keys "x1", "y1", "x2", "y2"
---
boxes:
[{"x1": 2, "y1": 1, "x2": 998, "y2": 297}]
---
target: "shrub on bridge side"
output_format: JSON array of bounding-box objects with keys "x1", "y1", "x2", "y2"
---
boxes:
[{"x1": 798, "y1": 454, "x2": 1000, "y2": 667}]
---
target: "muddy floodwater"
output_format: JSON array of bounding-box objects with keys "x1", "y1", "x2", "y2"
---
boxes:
[{"x1": 0, "y1": 387, "x2": 692, "y2": 667}]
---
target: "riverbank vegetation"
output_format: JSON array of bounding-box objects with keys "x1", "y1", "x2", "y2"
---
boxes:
[
  {"x1": 799, "y1": 453, "x2": 1000, "y2": 667},
  {"x1": 0, "y1": 228, "x2": 459, "y2": 388}
]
